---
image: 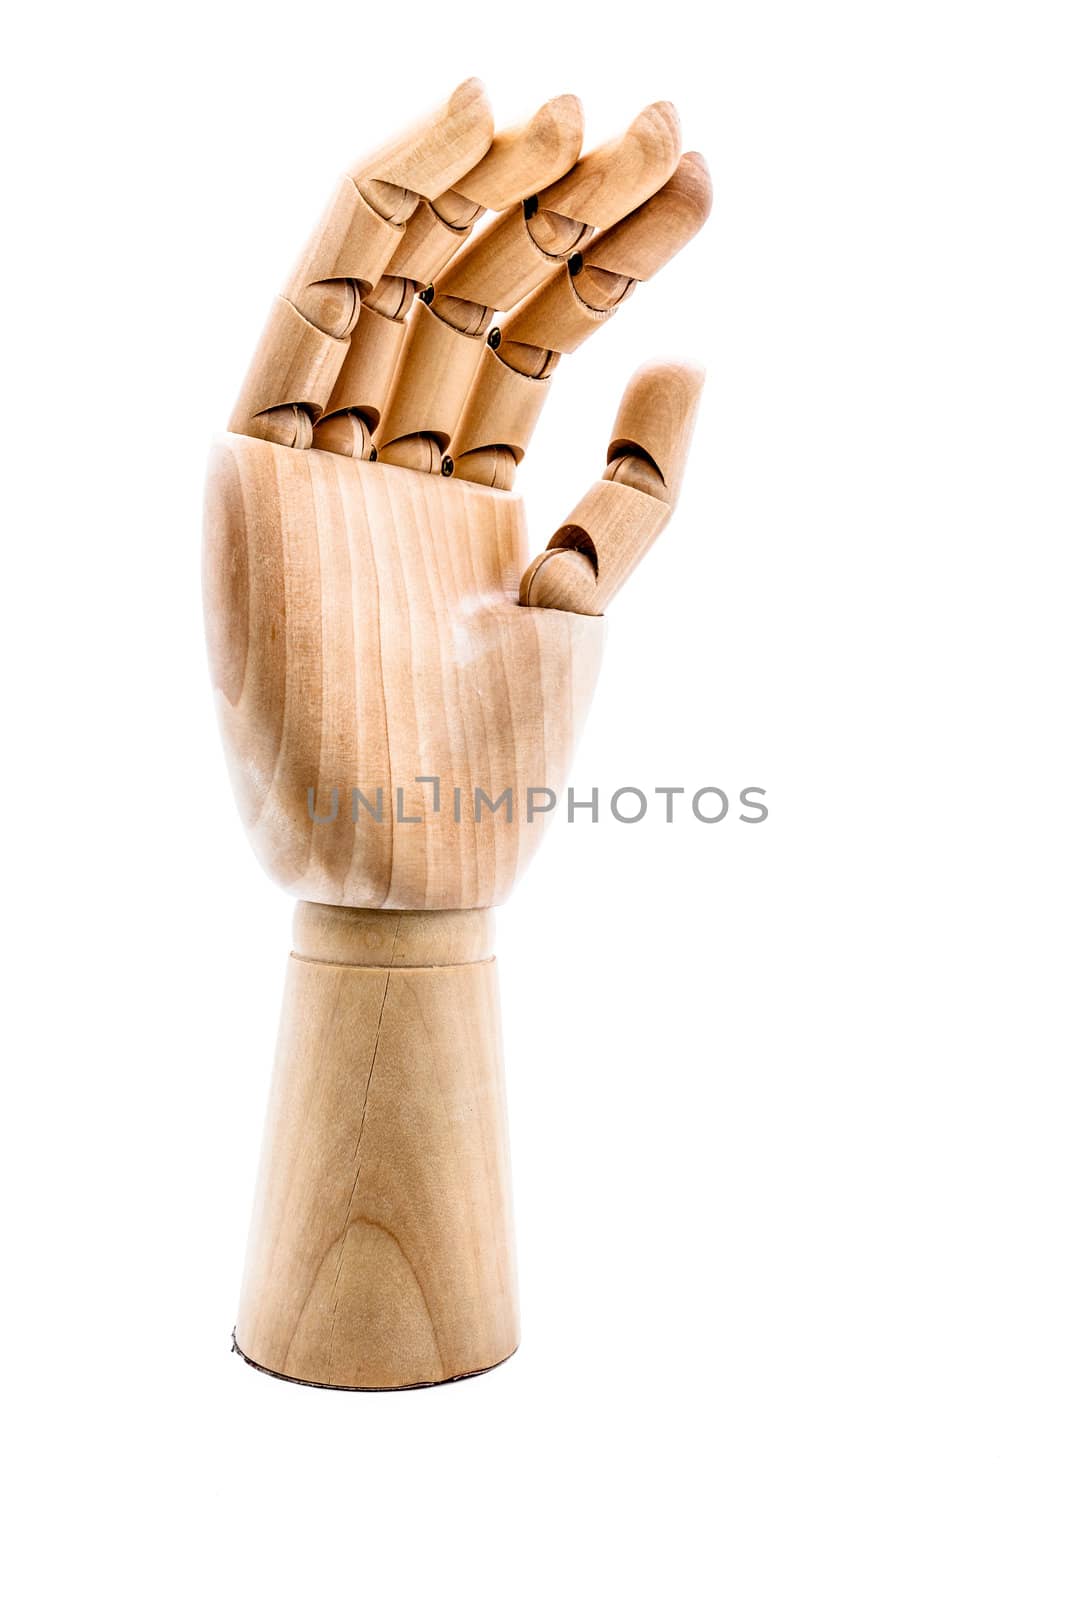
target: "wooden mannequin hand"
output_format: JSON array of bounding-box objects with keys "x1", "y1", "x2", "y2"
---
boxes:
[
  {"x1": 206, "y1": 84, "x2": 712, "y2": 1388},
  {"x1": 204, "y1": 83, "x2": 711, "y2": 911}
]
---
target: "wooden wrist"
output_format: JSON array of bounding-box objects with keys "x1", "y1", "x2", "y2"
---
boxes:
[{"x1": 235, "y1": 903, "x2": 518, "y2": 1389}]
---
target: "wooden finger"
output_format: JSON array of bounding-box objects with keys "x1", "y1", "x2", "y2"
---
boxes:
[
  {"x1": 519, "y1": 362, "x2": 704, "y2": 613},
  {"x1": 317, "y1": 97, "x2": 582, "y2": 460},
  {"x1": 435, "y1": 102, "x2": 681, "y2": 314},
  {"x1": 377, "y1": 298, "x2": 487, "y2": 469},
  {"x1": 439, "y1": 348, "x2": 552, "y2": 486},
  {"x1": 229, "y1": 81, "x2": 493, "y2": 446},
  {"x1": 451, "y1": 154, "x2": 711, "y2": 487},
  {"x1": 388, "y1": 94, "x2": 584, "y2": 285},
  {"x1": 374, "y1": 105, "x2": 684, "y2": 472},
  {"x1": 502, "y1": 153, "x2": 711, "y2": 355}
]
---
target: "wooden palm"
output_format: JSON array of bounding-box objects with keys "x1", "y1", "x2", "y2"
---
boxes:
[{"x1": 204, "y1": 440, "x2": 602, "y2": 910}]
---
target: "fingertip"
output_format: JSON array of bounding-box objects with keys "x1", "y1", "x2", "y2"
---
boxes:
[
  {"x1": 450, "y1": 77, "x2": 490, "y2": 115},
  {"x1": 675, "y1": 151, "x2": 714, "y2": 222},
  {"x1": 610, "y1": 361, "x2": 705, "y2": 494},
  {"x1": 622, "y1": 358, "x2": 705, "y2": 413},
  {"x1": 449, "y1": 77, "x2": 495, "y2": 147},
  {"x1": 461, "y1": 93, "x2": 586, "y2": 210},
  {"x1": 540, "y1": 98, "x2": 682, "y2": 227},
  {"x1": 535, "y1": 93, "x2": 585, "y2": 166},
  {"x1": 634, "y1": 99, "x2": 682, "y2": 152}
]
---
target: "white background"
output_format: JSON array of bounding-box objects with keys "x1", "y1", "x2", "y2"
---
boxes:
[{"x1": 5, "y1": 1, "x2": 1065, "y2": 1594}]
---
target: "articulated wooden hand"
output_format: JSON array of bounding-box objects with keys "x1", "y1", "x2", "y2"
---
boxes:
[{"x1": 204, "y1": 82, "x2": 711, "y2": 1388}]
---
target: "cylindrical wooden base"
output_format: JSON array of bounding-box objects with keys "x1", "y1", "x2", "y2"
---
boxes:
[{"x1": 235, "y1": 904, "x2": 518, "y2": 1389}]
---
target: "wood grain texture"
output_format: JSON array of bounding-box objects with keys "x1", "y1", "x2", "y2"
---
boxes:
[
  {"x1": 236, "y1": 904, "x2": 517, "y2": 1389},
  {"x1": 204, "y1": 435, "x2": 603, "y2": 910}
]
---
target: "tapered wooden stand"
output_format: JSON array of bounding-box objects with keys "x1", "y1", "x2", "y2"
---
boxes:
[{"x1": 235, "y1": 903, "x2": 518, "y2": 1389}]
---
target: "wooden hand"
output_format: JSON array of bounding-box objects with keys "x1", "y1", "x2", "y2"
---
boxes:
[{"x1": 205, "y1": 83, "x2": 711, "y2": 1388}]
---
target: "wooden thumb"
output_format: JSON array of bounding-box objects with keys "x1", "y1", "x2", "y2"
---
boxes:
[{"x1": 519, "y1": 361, "x2": 704, "y2": 614}]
